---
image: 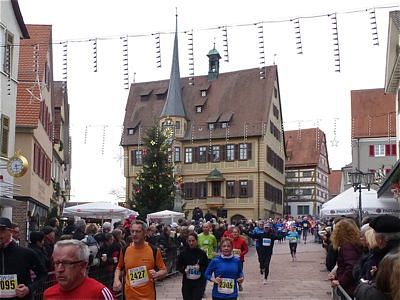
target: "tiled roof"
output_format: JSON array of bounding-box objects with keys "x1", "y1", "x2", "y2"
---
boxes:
[
  {"x1": 328, "y1": 169, "x2": 342, "y2": 198},
  {"x1": 351, "y1": 88, "x2": 396, "y2": 138},
  {"x1": 284, "y1": 128, "x2": 327, "y2": 168},
  {"x1": 122, "y1": 66, "x2": 278, "y2": 145},
  {"x1": 16, "y1": 24, "x2": 52, "y2": 127}
]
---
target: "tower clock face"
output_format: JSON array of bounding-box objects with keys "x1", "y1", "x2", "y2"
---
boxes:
[
  {"x1": 7, "y1": 154, "x2": 29, "y2": 177},
  {"x1": 164, "y1": 126, "x2": 174, "y2": 138}
]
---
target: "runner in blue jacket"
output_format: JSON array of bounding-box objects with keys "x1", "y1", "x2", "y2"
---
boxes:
[
  {"x1": 286, "y1": 226, "x2": 300, "y2": 261},
  {"x1": 205, "y1": 238, "x2": 244, "y2": 300}
]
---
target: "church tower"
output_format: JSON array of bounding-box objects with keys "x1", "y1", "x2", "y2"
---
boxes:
[
  {"x1": 207, "y1": 44, "x2": 221, "y2": 81},
  {"x1": 159, "y1": 14, "x2": 187, "y2": 139}
]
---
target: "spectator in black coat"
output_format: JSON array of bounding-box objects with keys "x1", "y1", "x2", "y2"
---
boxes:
[
  {"x1": 72, "y1": 219, "x2": 86, "y2": 241},
  {"x1": 29, "y1": 231, "x2": 50, "y2": 272},
  {"x1": 62, "y1": 218, "x2": 75, "y2": 235}
]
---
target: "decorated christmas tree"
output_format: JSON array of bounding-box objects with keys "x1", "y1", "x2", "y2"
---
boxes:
[{"x1": 128, "y1": 126, "x2": 175, "y2": 217}]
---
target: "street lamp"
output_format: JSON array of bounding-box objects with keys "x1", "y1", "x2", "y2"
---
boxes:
[{"x1": 348, "y1": 170, "x2": 375, "y2": 225}]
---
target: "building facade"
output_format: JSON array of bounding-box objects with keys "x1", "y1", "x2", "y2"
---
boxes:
[
  {"x1": 14, "y1": 24, "x2": 55, "y2": 242},
  {"x1": 351, "y1": 89, "x2": 397, "y2": 177},
  {"x1": 0, "y1": 0, "x2": 29, "y2": 219},
  {"x1": 51, "y1": 81, "x2": 71, "y2": 215},
  {"x1": 122, "y1": 26, "x2": 286, "y2": 222},
  {"x1": 284, "y1": 128, "x2": 330, "y2": 217}
]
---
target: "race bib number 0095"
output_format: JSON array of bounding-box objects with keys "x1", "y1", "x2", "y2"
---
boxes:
[
  {"x1": 128, "y1": 266, "x2": 149, "y2": 287},
  {"x1": 0, "y1": 274, "x2": 17, "y2": 298}
]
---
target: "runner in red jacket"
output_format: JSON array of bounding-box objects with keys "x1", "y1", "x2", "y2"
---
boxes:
[{"x1": 231, "y1": 227, "x2": 248, "y2": 291}]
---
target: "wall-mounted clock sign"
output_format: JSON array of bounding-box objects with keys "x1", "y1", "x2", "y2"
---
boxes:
[{"x1": 7, "y1": 152, "x2": 29, "y2": 178}]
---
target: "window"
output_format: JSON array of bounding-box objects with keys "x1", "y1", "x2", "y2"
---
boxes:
[
  {"x1": 208, "y1": 123, "x2": 215, "y2": 130},
  {"x1": 128, "y1": 128, "x2": 135, "y2": 135},
  {"x1": 176, "y1": 121, "x2": 181, "y2": 130},
  {"x1": 239, "y1": 180, "x2": 248, "y2": 197},
  {"x1": 372, "y1": 144, "x2": 385, "y2": 157},
  {"x1": 3, "y1": 31, "x2": 13, "y2": 75},
  {"x1": 184, "y1": 183, "x2": 194, "y2": 199},
  {"x1": 201, "y1": 90, "x2": 207, "y2": 97},
  {"x1": 198, "y1": 182, "x2": 207, "y2": 198},
  {"x1": 264, "y1": 182, "x2": 282, "y2": 204},
  {"x1": 273, "y1": 104, "x2": 279, "y2": 119},
  {"x1": 302, "y1": 171, "x2": 312, "y2": 177},
  {"x1": 130, "y1": 150, "x2": 142, "y2": 166},
  {"x1": 174, "y1": 147, "x2": 181, "y2": 162},
  {"x1": 270, "y1": 121, "x2": 281, "y2": 141},
  {"x1": 226, "y1": 144, "x2": 235, "y2": 161},
  {"x1": 199, "y1": 146, "x2": 207, "y2": 163},
  {"x1": 212, "y1": 145, "x2": 221, "y2": 162},
  {"x1": 286, "y1": 172, "x2": 296, "y2": 178},
  {"x1": 211, "y1": 182, "x2": 221, "y2": 196},
  {"x1": 0, "y1": 115, "x2": 9, "y2": 157},
  {"x1": 185, "y1": 148, "x2": 193, "y2": 163},
  {"x1": 0, "y1": 27, "x2": 5, "y2": 72},
  {"x1": 226, "y1": 181, "x2": 235, "y2": 198},
  {"x1": 267, "y1": 146, "x2": 284, "y2": 173},
  {"x1": 274, "y1": 86, "x2": 278, "y2": 98},
  {"x1": 239, "y1": 143, "x2": 248, "y2": 160},
  {"x1": 221, "y1": 122, "x2": 229, "y2": 128},
  {"x1": 196, "y1": 106, "x2": 202, "y2": 113},
  {"x1": 297, "y1": 205, "x2": 309, "y2": 215}
]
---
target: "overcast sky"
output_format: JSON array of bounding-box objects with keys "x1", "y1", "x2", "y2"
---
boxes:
[{"x1": 17, "y1": 0, "x2": 398, "y2": 202}]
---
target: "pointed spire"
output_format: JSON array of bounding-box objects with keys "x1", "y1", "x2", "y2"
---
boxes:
[{"x1": 160, "y1": 10, "x2": 186, "y2": 118}]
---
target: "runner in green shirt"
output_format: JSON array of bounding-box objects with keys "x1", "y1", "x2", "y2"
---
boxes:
[{"x1": 198, "y1": 223, "x2": 217, "y2": 261}]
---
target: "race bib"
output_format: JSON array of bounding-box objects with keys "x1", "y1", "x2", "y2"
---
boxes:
[
  {"x1": 186, "y1": 265, "x2": 201, "y2": 280},
  {"x1": 201, "y1": 247, "x2": 209, "y2": 257},
  {"x1": 290, "y1": 237, "x2": 297, "y2": 243},
  {"x1": 0, "y1": 274, "x2": 17, "y2": 298},
  {"x1": 233, "y1": 249, "x2": 241, "y2": 257},
  {"x1": 203, "y1": 239, "x2": 209, "y2": 245},
  {"x1": 128, "y1": 266, "x2": 149, "y2": 287},
  {"x1": 217, "y1": 278, "x2": 235, "y2": 294},
  {"x1": 262, "y1": 238, "x2": 271, "y2": 246},
  {"x1": 303, "y1": 224, "x2": 308, "y2": 227}
]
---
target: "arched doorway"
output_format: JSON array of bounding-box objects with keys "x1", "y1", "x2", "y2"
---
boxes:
[{"x1": 231, "y1": 214, "x2": 246, "y2": 225}]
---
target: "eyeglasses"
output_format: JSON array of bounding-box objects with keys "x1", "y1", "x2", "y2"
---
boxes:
[{"x1": 54, "y1": 260, "x2": 83, "y2": 268}]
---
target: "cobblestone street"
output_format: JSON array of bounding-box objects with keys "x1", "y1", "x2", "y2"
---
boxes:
[{"x1": 156, "y1": 240, "x2": 332, "y2": 300}]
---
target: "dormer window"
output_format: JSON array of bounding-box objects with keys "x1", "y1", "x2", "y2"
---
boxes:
[
  {"x1": 221, "y1": 122, "x2": 229, "y2": 128},
  {"x1": 208, "y1": 123, "x2": 215, "y2": 130},
  {"x1": 201, "y1": 90, "x2": 207, "y2": 97},
  {"x1": 196, "y1": 106, "x2": 203, "y2": 113},
  {"x1": 127, "y1": 128, "x2": 135, "y2": 135}
]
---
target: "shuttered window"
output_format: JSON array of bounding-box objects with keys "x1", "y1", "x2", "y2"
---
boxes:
[{"x1": 0, "y1": 115, "x2": 9, "y2": 157}]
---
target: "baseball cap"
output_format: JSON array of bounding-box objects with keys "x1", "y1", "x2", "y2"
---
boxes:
[{"x1": 0, "y1": 217, "x2": 12, "y2": 229}]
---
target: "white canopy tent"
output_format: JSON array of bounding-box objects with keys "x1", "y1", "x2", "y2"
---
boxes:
[
  {"x1": 63, "y1": 202, "x2": 138, "y2": 220},
  {"x1": 320, "y1": 188, "x2": 400, "y2": 218},
  {"x1": 146, "y1": 210, "x2": 185, "y2": 225}
]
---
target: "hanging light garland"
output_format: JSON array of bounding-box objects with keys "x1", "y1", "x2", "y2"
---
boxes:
[
  {"x1": 330, "y1": 118, "x2": 339, "y2": 147},
  {"x1": 256, "y1": 22, "x2": 266, "y2": 79},
  {"x1": 330, "y1": 13, "x2": 341, "y2": 72},
  {"x1": 292, "y1": 18, "x2": 303, "y2": 54},
  {"x1": 5, "y1": 46, "x2": 11, "y2": 96},
  {"x1": 84, "y1": 125, "x2": 88, "y2": 144},
  {"x1": 101, "y1": 125, "x2": 107, "y2": 155},
  {"x1": 62, "y1": 41, "x2": 68, "y2": 87},
  {"x1": 187, "y1": 30, "x2": 194, "y2": 85},
  {"x1": 368, "y1": 8, "x2": 379, "y2": 46},
  {"x1": 154, "y1": 32, "x2": 162, "y2": 68},
  {"x1": 121, "y1": 36, "x2": 129, "y2": 90},
  {"x1": 297, "y1": 121, "x2": 302, "y2": 141},
  {"x1": 91, "y1": 38, "x2": 98, "y2": 72},
  {"x1": 221, "y1": 25, "x2": 229, "y2": 62}
]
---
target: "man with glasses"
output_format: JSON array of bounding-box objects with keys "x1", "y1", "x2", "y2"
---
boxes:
[
  {"x1": 0, "y1": 217, "x2": 47, "y2": 299},
  {"x1": 113, "y1": 220, "x2": 166, "y2": 300},
  {"x1": 44, "y1": 239, "x2": 114, "y2": 299}
]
